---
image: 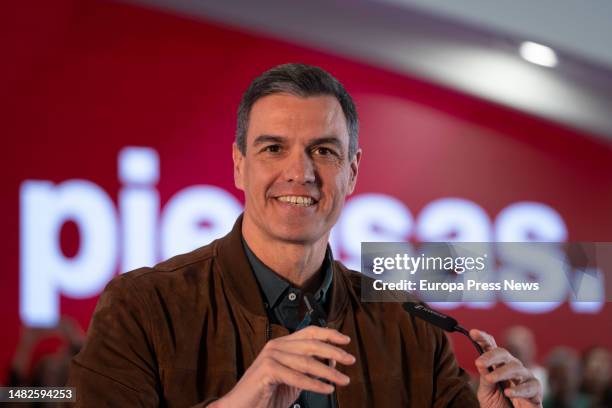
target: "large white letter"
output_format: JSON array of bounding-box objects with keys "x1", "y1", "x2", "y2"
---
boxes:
[
  {"x1": 416, "y1": 198, "x2": 493, "y2": 309},
  {"x1": 496, "y1": 202, "x2": 567, "y2": 242},
  {"x1": 119, "y1": 147, "x2": 160, "y2": 272},
  {"x1": 495, "y1": 202, "x2": 567, "y2": 313},
  {"x1": 337, "y1": 193, "x2": 413, "y2": 271},
  {"x1": 20, "y1": 180, "x2": 117, "y2": 326},
  {"x1": 160, "y1": 186, "x2": 242, "y2": 259},
  {"x1": 416, "y1": 198, "x2": 491, "y2": 242}
]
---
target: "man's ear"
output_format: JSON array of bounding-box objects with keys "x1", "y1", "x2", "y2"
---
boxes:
[
  {"x1": 232, "y1": 142, "x2": 245, "y2": 191},
  {"x1": 347, "y1": 148, "x2": 362, "y2": 195}
]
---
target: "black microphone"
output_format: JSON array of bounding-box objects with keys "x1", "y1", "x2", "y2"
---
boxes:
[{"x1": 402, "y1": 302, "x2": 485, "y2": 354}]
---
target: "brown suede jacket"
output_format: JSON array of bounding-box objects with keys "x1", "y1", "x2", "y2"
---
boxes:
[{"x1": 68, "y1": 216, "x2": 478, "y2": 407}]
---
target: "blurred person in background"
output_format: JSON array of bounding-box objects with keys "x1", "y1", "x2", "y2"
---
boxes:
[
  {"x1": 544, "y1": 347, "x2": 590, "y2": 408},
  {"x1": 580, "y1": 346, "x2": 612, "y2": 408},
  {"x1": 503, "y1": 326, "x2": 548, "y2": 397},
  {"x1": 7, "y1": 317, "x2": 84, "y2": 388}
]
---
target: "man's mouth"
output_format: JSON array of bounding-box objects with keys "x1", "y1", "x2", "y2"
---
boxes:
[{"x1": 275, "y1": 195, "x2": 317, "y2": 207}]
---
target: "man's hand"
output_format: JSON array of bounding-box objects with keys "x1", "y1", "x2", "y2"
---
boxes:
[
  {"x1": 210, "y1": 326, "x2": 356, "y2": 408},
  {"x1": 471, "y1": 329, "x2": 543, "y2": 408}
]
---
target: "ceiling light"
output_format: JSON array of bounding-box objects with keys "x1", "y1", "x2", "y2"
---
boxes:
[{"x1": 519, "y1": 41, "x2": 558, "y2": 67}]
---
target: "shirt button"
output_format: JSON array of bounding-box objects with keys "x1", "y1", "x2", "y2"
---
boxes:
[{"x1": 288, "y1": 292, "x2": 297, "y2": 301}]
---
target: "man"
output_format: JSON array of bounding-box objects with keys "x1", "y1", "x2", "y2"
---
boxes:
[
  {"x1": 68, "y1": 63, "x2": 542, "y2": 407},
  {"x1": 544, "y1": 348, "x2": 590, "y2": 408}
]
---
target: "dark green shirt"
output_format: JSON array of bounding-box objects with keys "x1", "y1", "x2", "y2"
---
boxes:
[{"x1": 242, "y1": 239, "x2": 334, "y2": 408}]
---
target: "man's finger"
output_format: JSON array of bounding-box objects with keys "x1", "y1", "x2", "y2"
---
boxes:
[
  {"x1": 272, "y1": 339, "x2": 356, "y2": 366},
  {"x1": 266, "y1": 360, "x2": 335, "y2": 394},
  {"x1": 290, "y1": 326, "x2": 351, "y2": 345},
  {"x1": 483, "y1": 360, "x2": 530, "y2": 385},
  {"x1": 469, "y1": 329, "x2": 497, "y2": 352},
  {"x1": 270, "y1": 350, "x2": 350, "y2": 386},
  {"x1": 475, "y1": 347, "x2": 516, "y2": 372},
  {"x1": 504, "y1": 378, "x2": 542, "y2": 402}
]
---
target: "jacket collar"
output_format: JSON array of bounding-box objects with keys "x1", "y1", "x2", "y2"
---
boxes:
[
  {"x1": 214, "y1": 214, "x2": 349, "y2": 324},
  {"x1": 242, "y1": 237, "x2": 334, "y2": 310}
]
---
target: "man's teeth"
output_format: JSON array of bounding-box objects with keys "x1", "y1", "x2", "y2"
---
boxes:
[{"x1": 276, "y1": 196, "x2": 315, "y2": 206}]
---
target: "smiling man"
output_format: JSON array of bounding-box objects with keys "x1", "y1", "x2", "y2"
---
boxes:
[
  {"x1": 234, "y1": 85, "x2": 358, "y2": 290},
  {"x1": 69, "y1": 63, "x2": 542, "y2": 407}
]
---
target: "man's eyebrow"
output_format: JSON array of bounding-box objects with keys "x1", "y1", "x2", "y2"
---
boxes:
[
  {"x1": 252, "y1": 135, "x2": 286, "y2": 146},
  {"x1": 252, "y1": 135, "x2": 344, "y2": 151}
]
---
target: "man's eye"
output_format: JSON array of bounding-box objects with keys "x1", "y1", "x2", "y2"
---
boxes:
[
  {"x1": 264, "y1": 145, "x2": 281, "y2": 153},
  {"x1": 315, "y1": 147, "x2": 335, "y2": 156}
]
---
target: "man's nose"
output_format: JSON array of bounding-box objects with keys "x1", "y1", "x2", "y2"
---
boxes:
[{"x1": 284, "y1": 151, "x2": 316, "y2": 184}]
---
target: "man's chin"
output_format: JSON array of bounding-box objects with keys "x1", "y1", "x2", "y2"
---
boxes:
[{"x1": 270, "y1": 225, "x2": 326, "y2": 245}]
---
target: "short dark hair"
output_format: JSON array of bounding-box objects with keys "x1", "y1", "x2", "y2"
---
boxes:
[{"x1": 236, "y1": 63, "x2": 359, "y2": 159}]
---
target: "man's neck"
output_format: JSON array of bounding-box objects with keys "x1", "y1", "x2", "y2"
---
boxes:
[{"x1": 241, "y1": 216, "x2": 329, "y2": 289}]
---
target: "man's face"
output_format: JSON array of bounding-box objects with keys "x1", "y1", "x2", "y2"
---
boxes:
[{"x1": 233, "y1": 93, "x2": 361, "y2": 245}]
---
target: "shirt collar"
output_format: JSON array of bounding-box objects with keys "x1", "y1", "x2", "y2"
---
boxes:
[{"x1": 242, "y1": 239, "x2": 334, "y2": 309}]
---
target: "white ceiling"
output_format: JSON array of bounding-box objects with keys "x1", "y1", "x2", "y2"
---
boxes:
[{"x1": 383, "y1": 0, "x2": 612, "y2": 69}]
